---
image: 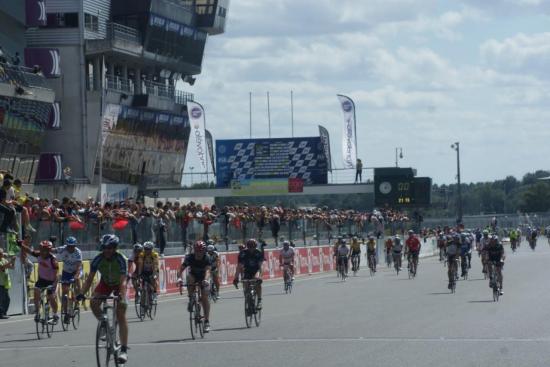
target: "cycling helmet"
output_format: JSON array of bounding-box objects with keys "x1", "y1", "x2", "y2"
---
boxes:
[
  {"x1": 143, "y1": 241, "x2": 154, "y2": 251},
  {"x1": 246, "y1": 239, "x2": 258, "y2": 249},
  {"x1": 66, "y1": 236, "x2": 77, "y2": 246},
  {"x1": 482, "y1": 230, "x2": 489, "y2": 236},
  {"x1": 408, "y1": 230, "x2": 414, "y2": 235},
  {"x1": 133, "y1": 243, "x2": 143, "y2": 252},
  {"x1": 206, "y1": 239, "x2": 215, "y2": 246},
  {"x1": 194, "y1": 240, "x2": 206, "y2": 253},
  {"x1": 282, "y1": 240, "x2": 290, "y2": 247},
  {"x1": 206, "y1": 244, "x2": 215, "y2": 252},
  {"x1": 100, "y1": 234, "x2": 120, "y2": 249},
  {"x1": 238, "y1": 244, "x2": 246, "y2": 251},
  {"x1": 39, "y1": 240, "x2": 53, "y2": 250}
]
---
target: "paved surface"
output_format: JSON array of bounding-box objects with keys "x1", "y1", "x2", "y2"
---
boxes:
[{"x1": 1, "y1": 238, "x2": 550, "y2": 367}]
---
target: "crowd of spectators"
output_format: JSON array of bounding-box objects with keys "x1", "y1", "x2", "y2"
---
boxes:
[{"x1": 0, "y1": 170, "x2": 415, "y2": 254}]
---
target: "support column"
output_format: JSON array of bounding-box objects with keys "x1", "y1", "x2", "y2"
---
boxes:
[{"x1": 93, "y1": 57, "x2": 101, "y2": 91}]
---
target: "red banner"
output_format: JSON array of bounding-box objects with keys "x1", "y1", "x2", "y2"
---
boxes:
[{"x1": 154, "y1": 246, "x2": 335, "y2": 296}]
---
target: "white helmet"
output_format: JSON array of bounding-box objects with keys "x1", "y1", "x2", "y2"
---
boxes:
[{"x1": 207, "y1": 245, "x2": 215, "y2": 252}]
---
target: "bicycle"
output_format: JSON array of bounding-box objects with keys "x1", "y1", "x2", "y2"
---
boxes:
[
  {"x1": 282, "y1": 265, "x2": 293, "y2": 294},
  {"x1": 448, "y1": 258, "x2": 458, "y2": 294},
  {"x1": 93, "y1": 295, "x2": 125, "y2": 367},
  {"x1": 60, "y1": 280, "x2": 80, "y2": 331},
  {"x1": 384, "y1": 250, "x2": 392, "y2": 268},
  {"x1": 138, "y1": 275, "x2": 157, "y2": 321},
  {"x1": 337, "y1": 256, "x2": 348, "y2": 281},
  {"x1": 209, "y1": 274, "x2": 219, "y2": 302},
  {"x1": 407, "y1": 253, "x2": 417, "y2": 279},
  {"x1": 393, "y1": 252, "x2": 401, "y2": 276},
  {"x1": 133, "y1": 277, "x2": 143, "y2": 320},
  {"x1": 351, "y1": 253, "x2": 360, "y2": 275},
  {"x1": 460, "y1": 254, "x2": 469, "y2": 280},
  {"x1": 187, "y1": 282, "x2": 205, "y2": 340},
  {"x1": 511, "y1": 239, "x2": 518, "y2": 253},
  {"x1": 242, "y1": 279, "x2": 261, "y2": 328},
  {"x1": 489, "y1": 261, "x2": 501, "y2": 302},
  {"x1": 35, "y1": 286, "x2": 55, "y2": 339},
  {"x1": 367, "y1": 252, "x2": 376, "y2": 276}
]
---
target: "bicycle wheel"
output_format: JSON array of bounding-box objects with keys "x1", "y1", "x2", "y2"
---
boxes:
[
  {"x1": 244, "y1": 293, "x2": 253, "y2": 328},
  {"x1": 189, "y1": 300, "x2": 196, "y2": 340},
  {"x1": 61, "y1": 296, "x2": 69, "y2": 331},
  {"x1": 96, "y1": 321, "x2": 110, "y2": 367},
  {"x1": 139, "y1": 287, "x2": 147, "y2": 322},
  {"x1": 253, "y1": 293, "x2": 261, "y2": 327},
  {"x1": 493, "y1": 286, "x2": 499, "y2": 302},
  {"x1": 195, "y1": 302, "x2": 204, "y2": 338},
  {"x1": 72, "y1": 306, "x2": 80, "y2": 330},
  {"x1": 148, "y1": 289, "x2": 157, "y2": 320},
  {"x1": 134, "y1": 289, "x2": 141, "y2": 319},
  {"x1": 35, "y1": 311, "x2": 43, "y2": 340},
  {"x1": 45, "y1": 303, "x2": 53, "y2": 338}
]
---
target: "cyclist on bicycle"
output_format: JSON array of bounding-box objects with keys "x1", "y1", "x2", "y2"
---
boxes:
[
  {"x1": 128, "y1": 243, "x2": 143, "y2": 292},
  {"x1": 54, "y1": 236, "x2": 82, "y2": 323},
  {"x1": 336, "y1": 239, "x2": 350, "y2": 275},
  {"x1": 77, "y1": 234, "x2": 129, "y2": 364},
  {"x1": 365, "y1": 235, "x2": 377, "y2": 272},
  {"x1": 392, "y1": 236, "x2": 403, "y2": 270},
  {"x1": 486, "y1": 235, "x2": 505, "y2": 295},
  {"x1": 509, "y1": 228, "x2": 519, "y2": 249},
  {"x1": 279, "y1": 240, "x2": 295, "y2": 280},
  {"x1": 137, "y1": 241, "x2": 160, "y2": 303},
  {"x1": 177, "y1": 241, "x2": 213, "y2": 332},
  {"x1": 405, "y1": 230, "x2": 421, "y2": 275},
  {"x1": 446, "y1": 234, "x2": 460, "y2": 289},
  {"x1": 384, "y1": 236, "x2": 393, "y2": 262},
  {"x1": 459, "y1": 233, "x2": 472, "y2": 276},
  {"x1": 233, "y1": 239, "x2": 265, "y2": 309},
  {"x1": 479, "y1": 230, "x2": 491, "y2": 274},
  {"x1": 18, "y1": 239, "x2": 60, "y2": 323},
  {"x1": 207, "y1": 244, "x2": 221, "y2": 298},
  {"x1": 350, "y1": 236, "x2": 362, "y2": 271},
  {"x1": 437, "y1": 232, "x2": 447, "y2": 261}
]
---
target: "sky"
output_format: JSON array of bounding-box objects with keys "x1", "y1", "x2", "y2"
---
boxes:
[{"x1": 183, "y1": 0, "x2": 550, "y2": 185}]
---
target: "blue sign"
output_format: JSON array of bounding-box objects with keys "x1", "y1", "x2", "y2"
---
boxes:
[{"x1": 216, "y1": 137, "x2": 328, "y2": 188}]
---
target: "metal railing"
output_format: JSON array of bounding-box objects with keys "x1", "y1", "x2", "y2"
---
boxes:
[
  {"x1": 107, "y1": 22, "x2": 142, "y2": 44},
  {"x1": 104, "y1": 75, "x2": 194, "y2": 104},
  {"x1": 174, "y1": 89, "x2": 194, "y2": 105},
  {"x1": 0, "y1": 62, "x2": 48, "y2": 89}
]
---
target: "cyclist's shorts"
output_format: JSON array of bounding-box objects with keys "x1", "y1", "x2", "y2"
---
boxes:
[
  {"x1": 94, "y1": 280, "x2": 121, "y2": 296},
  {"x1": 447, "y1": 255, "x2": 457, "y2": 263},
  {"x1": 60, "y1": 271, "x2": 76, "y2": 284},
  {"x1": 35, "y1": 278, "x2": 56, "y2": 294},
  {"x1": 351, "y1": 250, "x2": 361, "y2": 256},
  {"x1": 367, "y1": 249, "x2": 376, "y2": 256},
  {"x1": 489, "y1": 258, "x2": 503, "y2": 268},
  {"x1": 243, "y1": 271, "x2": 260, "y2": 280},
  {"x1": 186, "y1": 273, "x2": 209, "y2": 289},
  {"x1": 410, "y1": 250, "x2": 420, "y2": 259}
]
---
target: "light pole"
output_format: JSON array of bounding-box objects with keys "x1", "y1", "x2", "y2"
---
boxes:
[
  {"x1": 395, "y1": 147, "x2": 403, "y2": 167},
  {"x1": 450, "y1": 142, "x2": 463, "y2": 224},
  {"x1": 190, "y1": 166, "x2": 195, "y2": 187}
]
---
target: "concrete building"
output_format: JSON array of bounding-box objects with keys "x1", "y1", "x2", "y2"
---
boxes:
[{"x1": 1, "y1": 0, "x2": 228, "y2": 200}]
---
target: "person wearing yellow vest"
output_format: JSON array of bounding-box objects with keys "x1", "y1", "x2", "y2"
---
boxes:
[{"x1": 0, "y1": 248, "x2": 15, "y2": 319}]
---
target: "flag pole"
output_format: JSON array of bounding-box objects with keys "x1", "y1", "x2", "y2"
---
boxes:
[
  {"x1": 291, "y1": 90, "x2": 294, "y2": 137},
  {"x1": 98, "y1": 54, "x2": 105, "y2": 205},
  {"x1": 267, "y1": 91, "x2": 271, "y2": 138}
]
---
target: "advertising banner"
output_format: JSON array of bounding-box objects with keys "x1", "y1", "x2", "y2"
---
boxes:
[
  {"x1": 216, "y1": 137, "x2": 328, "y2": 188},
  {"x1": 318, "y1": 125, "x2": 332, "y2": 172},
  {"x1": 337, "y1": 95, "x2": 357, "y2": 169},
  {"x1": 187, "y1": 101, "x2": 208, "y2": 172}
]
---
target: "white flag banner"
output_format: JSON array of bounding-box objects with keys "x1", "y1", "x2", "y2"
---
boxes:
[
  {"x1": 101, "y1": 103, "x2": 121, "y2": 144},
  {"x1": 337, "y1": 94, "x2": 357, "y2": 169},
  {"x1": 187, "y1": 101, "x2": 208, "y2": 172}
]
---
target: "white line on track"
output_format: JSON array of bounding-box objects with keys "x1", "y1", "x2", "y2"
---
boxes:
[{"x1": 2, "y1": 336, "x2": 550, "y2": 351}]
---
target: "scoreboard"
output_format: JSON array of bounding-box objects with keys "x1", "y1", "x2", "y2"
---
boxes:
[{"x1": 374, "y1": 168, "x2": 432, "y2": 207}]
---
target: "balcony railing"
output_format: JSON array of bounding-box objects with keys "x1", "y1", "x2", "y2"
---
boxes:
[
  {"x1": 0, "y1": 62, "x2": 49, "y2": 89},
  {"x1": 107, "y1": 22, "x2": 142, "y2": 45},
  {"x1": 104, "y1": 75, "x2": 194, "y2": 104}
]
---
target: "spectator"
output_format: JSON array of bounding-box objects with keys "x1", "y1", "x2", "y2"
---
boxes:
[
  {"x1": 11, "y1": 52, "x2": 20, "y2": 66},
  {"x1": 0, "y1": 179, "x2": 16, "y2": 234},
  {"x1": 0, "y1": 248, "x2": 15, "y2": 319},
  {"x1": 355, "y1": 159, "x2": 363, "y2": 183}
]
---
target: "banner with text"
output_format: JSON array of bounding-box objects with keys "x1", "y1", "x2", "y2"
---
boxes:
[
  {"x1": 187, "y1": 101, "x2": 208, "y2": 172},
  {"x1": 337, "y1": 95, "x2": 357, "y2": 169}
]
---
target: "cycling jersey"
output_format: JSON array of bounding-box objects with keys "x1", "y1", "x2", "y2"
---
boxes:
[
  {"x1": 280, "y1": 247, "x2": 295, "y2": 265},
  {"x1": 183, "y1": 253, "x2": 212, "y2": 280},
  {"x1": 56, "y1": 246, "x2": 82, "y2": 274},
  {"x1": 238, "y1": 249, "x2": 264, "y2": 278},
  {"x1": 366, "y1": 240, "x2": 376, "y2": 252},
  {"x1": 138, "y1": 251, "x2": 159, "y2": 273},
  {"x1": 208, "y1": 251, "x2": 219, "y2": 271},
  {"x1": 486, "y1": 244, "x2": 504, "y2": 261},
  {"x1": 406, "y1": 236, "x2": 421, "y2": 252},
  {"x1": 30, "y1": 250, "x2": 58, "y2": 282},
  {"x1": 90, "y1": 252, "x2": 128, "y2": 287},
  {"x1": 337, "y1": 246, "x2": 350, "y2": 257},
  {"x1": 393, "y1": 242, "x2": 403, "y2": 253},
  {"x1": 446, "y1": 241, "x2": 459, "y2": 256},
  {"x1": 350, "y1": 241, "x2": 361, "y2": 253}
]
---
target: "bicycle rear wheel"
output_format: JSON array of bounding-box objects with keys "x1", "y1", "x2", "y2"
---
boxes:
[
  {"x1": 96, "y1": 321, "x2": 110, "y2": 367},
  {"x1": 134, "y1": 289, "x2": 141, "y2": 319}
]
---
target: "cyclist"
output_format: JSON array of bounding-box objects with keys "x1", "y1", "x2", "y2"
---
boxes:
[
  {"x1": 206, "y1": 239, "x2": 219, "y2": 252},
  {"x1": 77, "y1": 234, "x2": 129, "y2": 364},
  {"x1": 479, "y1": 230, "x2": 491, "y2": 274},
  {"x1": 486, "y1": 235, "x2": 505, "y2": 295},
  {"x1": 336, "y1": 239, "x2": 350, "y2": 276},
  {"x1": 509, "y1": 228, "x2": 519, "y2": 250},
  {"x1": 405, "y1": 230, "x2": 421, "y2": 275},
  {"x1": 437, "y1": 232, "x2": 447, "y2": 261},
  {"x1": 128, "y1": 243, "x2": 143, "y2": 292},
  {"x1": 54, "y1": 236, "x2": 83, "y2": 323},
  {"x1": 177, "y1": 241, "x2": 213, "y2": 332},
  {"x1": 233, "y1": 239, "x2": 265, "y2": 309},
  {"x1": 392, "y1": 236, "x2": 403, "y2": 270},
  {"x1": 207, "y1": 244, "x2": 221, "y2": 299},
  {"x1": 446, "y1": 234, "x2": 460, "y2": 289},
  {"x1": 279, "y1": 240, "x2": 295, "y2": 280},
  {"x1": 459, "y1": 233, "x2": 472, "y2": 277},
  {"x1": 350, "y1": 236, "x2": 361, "y2": 271},
  {"x1": 18, "y1": 239, "x2": 60, "y2": 323},
  {"x1": 137, "y1": 241, "x2": 160, "y2": 303},
  {"x1": 365, "y1": 235, "x2": 377, "y2": 272}
]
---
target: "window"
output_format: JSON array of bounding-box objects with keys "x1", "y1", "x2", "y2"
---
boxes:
[
  {"x1": 85, "y1": 13, "x2": 99, "y2": 32},
  {"x1": 46, "y1": 13, "x2": 79, "y2": 28}
]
